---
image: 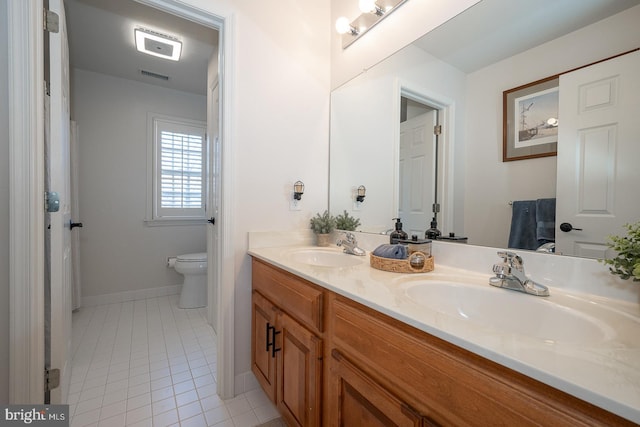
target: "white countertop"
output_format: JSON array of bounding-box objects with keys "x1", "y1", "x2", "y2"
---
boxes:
[{"x1": 248, "y1": 242, "x2": 640, "y2": 424}]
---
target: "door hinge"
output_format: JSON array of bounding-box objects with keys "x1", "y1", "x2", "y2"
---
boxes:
[
  {"x1": 44, "y1": 9, "x2": 60, "y2": 33},
  {"x1": 44, "y1": 368, "x2": 60, "y2": 392},
  {"x1": 45, "y1": 191, "x2": 60, "y2": 213},
  {"x1": 434, "y1": 124, "x2": 442, "y2": 136}
]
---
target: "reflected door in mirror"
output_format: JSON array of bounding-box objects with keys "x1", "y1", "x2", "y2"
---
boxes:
[{"x1": 556, "y1": 50, "x2": 640, "y2": 258}]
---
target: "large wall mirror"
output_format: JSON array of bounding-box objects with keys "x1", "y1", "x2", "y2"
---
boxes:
[{"x1": 329, "y1": 0, "x2": 640, "y2": 258}]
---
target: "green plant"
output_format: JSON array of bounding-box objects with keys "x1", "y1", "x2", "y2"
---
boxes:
[
  {"x1": 335, "y1": 210, "x2": 361, "y2": 231},
  {"x1": 309, "y1": 210, "x2": 336, "y2": 234},
  {"x1": 600, "y1": 221, "x2": 640, "y2": 282}
]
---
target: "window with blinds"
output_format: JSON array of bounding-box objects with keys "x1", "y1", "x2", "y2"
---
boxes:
[{"x1": 151, "y1": 116, "x2": 207, "y2": 220}]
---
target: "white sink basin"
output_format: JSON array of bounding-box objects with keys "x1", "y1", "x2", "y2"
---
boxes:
[
  {"x1": 404, "y1": 280, "x2": 617, "y2": 344},
  {"x1": 288, "y1": 248, "x2": 365, "y2": 268}
]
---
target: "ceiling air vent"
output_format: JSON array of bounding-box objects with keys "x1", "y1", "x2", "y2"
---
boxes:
[{"x1": 140, "y1": 69, "x2": 170, "y2": 81}]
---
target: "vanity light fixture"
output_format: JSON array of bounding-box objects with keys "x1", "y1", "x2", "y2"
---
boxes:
[
  {"x1": 135, "y1": 28, "x2": 182, "y2": 61},
  {"x1": 359, "y1": 0, "x2": 385, "y2": 15},
  {"x1": 335, "y1": 17, "x2": 359, "y2": 36},
  {"x1": 336, "y1": 0, "x2": 408, "y2": 49},
  {"x1": 293, "y1": 181, "x2": 305, "y2": 200},
  {"x1": 356, "y1": 185, "x2": 366, "y2": 202}
]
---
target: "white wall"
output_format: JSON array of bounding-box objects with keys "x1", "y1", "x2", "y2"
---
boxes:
[
  {"x1": 71, "y1": 69, "x2": 208, "y2": 299},
  {"x1": 330, "y1": 0, "x2": 481, "y2": 89},
  {"x1": 0, "y1": 0, "x2": 10, "y2": 404},
  {"x1": 175, "y1": 0, "x2": 332, "y2": 382},
  {"x1": 330, "y1": 44, "x2": 467, "y2": 234},
  {"x1": 464, "y1": 5, "x2": 640, "y2": 248}
]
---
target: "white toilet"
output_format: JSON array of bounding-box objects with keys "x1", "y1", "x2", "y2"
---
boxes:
[{"x1": 174, "y1": 252, "x2": 207, "y2": 309}]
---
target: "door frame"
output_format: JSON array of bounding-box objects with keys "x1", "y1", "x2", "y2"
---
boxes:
[
  {"x1": 395, "y1": 79, "x2": 456, "y2": 234},
  {"x1": 8, "y1": 0, "x2": 238, "y2": 401}
]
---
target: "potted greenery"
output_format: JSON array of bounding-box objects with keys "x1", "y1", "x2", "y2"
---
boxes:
[
  {"x1": 600, "y1": 221, "x2": 640, "y2": 282},
  {"x1": 335, "y1": 210, "x2": 361, "y2": 232},
  {"x1": 310, "y1": 210, "x2": 336, "y2": 246}
]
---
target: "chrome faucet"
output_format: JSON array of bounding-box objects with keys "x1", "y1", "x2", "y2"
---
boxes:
[
  {"x1": 489, "y1": 251, "x2": 549, "y2": 296},
  {"x1": 336, "y1": 232, "x2": 366, "y2": 256}
]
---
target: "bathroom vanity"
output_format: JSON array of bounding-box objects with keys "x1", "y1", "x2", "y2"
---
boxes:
[{"x1": 249, "y1": 238, "x2": 640, "y2": 426}]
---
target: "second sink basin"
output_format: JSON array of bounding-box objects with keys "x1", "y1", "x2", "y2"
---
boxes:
[
  {"x1": 403, "y1": 280, "x2": 617, "y2": 345},
  {"x1": 288, "y1": 248, "x2": 364, "y2": 268}
]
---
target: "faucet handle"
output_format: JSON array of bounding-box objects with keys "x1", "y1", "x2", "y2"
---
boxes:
[
  {"x1": 343, "y1": 232, "x2": 355, "y2": 242},
  {"x1": 496, "y1": 251, "x2": 523, "y2": 270}
]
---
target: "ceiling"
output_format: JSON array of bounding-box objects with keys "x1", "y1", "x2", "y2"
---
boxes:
[
  {"x1": 413, "y1": 0, "x2": 639, "y2": 73},
  {"x1": 65, "y1": 0, "x2": 218, "y2": 95},
  {"x1": 64, "y1": 0, "x2": 637, "y2": 94}
]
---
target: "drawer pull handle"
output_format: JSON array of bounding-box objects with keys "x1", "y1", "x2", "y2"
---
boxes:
[
  {"x1": 271, "y1": 327, "x2": 281, "y2": 358},
  {"x1": 266, "y1": 323, "x2": 273, "y2": 352}
]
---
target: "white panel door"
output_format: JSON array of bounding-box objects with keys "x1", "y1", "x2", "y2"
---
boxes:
[
  {"x1": 556, "y1": 50, "x2": 640, "y2": 258},
  {"x1": 399, "y1": 111, "x2": 436, "y2": 236},
  {"x1": 48, "y1": 0, "x2": 72, "y2": 403}
]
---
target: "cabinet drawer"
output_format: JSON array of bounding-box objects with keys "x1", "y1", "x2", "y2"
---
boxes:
[
  {"x1": 252, "y1": 258, "x2": 324, "y2": 333},
  {"x1": 331, "y1": 295, "x2": 631, "y2": 427}
]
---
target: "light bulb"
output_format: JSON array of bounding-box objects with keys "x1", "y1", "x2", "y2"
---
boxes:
[
  {"x1": 359, "y1": 0, "x2": 377, "y2": 13},
  {"x1": 335, "y1": 17, "x2": 351, "y2": 34}
]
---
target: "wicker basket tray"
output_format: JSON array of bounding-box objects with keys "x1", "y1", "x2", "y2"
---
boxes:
[{"x1": 370, "y1": 252, "x2": 434, "y2": 273}]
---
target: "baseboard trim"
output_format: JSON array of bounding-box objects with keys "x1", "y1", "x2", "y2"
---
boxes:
[
  {"x1": 81, "y1": 284, "x2": 181, "y2": 307},
  {"x1": 234, "y1": 371, "x2": 260, "y2": 395}
]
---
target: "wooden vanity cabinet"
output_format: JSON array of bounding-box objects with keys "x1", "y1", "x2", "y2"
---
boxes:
[
  {"x1": 251, "y1": 259, "x2": 324, "y2": 427},
  {"x1": 327, "y1": 293, "x2": 635, "y2": 427},
  {"x1": 251, "y1": 258, "x2": 635, "y2": 427}
]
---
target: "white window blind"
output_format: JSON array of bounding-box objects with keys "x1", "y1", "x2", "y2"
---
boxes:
[
  {"x1": 152, "y1": 117, "x2": 207, "y2": 220},
  {"x1": 160, "y1": 130, "x2": 203, "y2": 208}
]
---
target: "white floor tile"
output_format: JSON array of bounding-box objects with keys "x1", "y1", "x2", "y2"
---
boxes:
[
  {"x1": 153, "y1": 408, "x2": 179, "y2": 427},
  {"x1": 125, "y1": 404, "x2": 152, "y2": 425},
  {"x1": 231, "y1": 410, "x2": 260, "y2": 427},
  {"x1": 127, "y1": 392, "x2": 151, "y2": 411},
  {"x1": 180, "y1": 413, "x2": 207, "y2": 427},
  {"x1": 177, "y1": 400, "x2": 202, "y2": 421},
  {"x1": 152, "y1": 396, "x2": 177, "y2": 416},
  {"x1": 98, "y1": 399, "x2": 127, "y2": 420},
  {"x1": 70, "y1": 295, "x2": 278, "y2": 427},
  {"x1": 203, "y1": 405, "x2": 231, "y2": 426}
]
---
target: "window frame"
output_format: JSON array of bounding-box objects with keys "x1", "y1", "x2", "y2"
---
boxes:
[{"x1": 146, "y1": 113, "x2": 208, "y2": 225}]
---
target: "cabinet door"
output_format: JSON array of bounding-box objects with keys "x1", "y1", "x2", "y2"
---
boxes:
[
  {"x1": 328, "y1": 349, "x2": 423, "y2": 427},
  {"x1": 277, "y1": 311, "x2": 323, "y2": 427},
  {"x1": 251, "y1": 291, "x2": 277, "y2": 401}
]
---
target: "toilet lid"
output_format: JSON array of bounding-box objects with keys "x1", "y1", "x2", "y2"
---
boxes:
[{"x1": 177, "y1": 252, "x2": 207, "y2": 262}]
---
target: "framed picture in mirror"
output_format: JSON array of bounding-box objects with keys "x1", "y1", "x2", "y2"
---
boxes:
[{"x1": 503, "y1": 75, "x2": 559, "y2": 161}]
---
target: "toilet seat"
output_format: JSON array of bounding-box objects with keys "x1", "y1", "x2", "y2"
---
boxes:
[{"x1": 177, "y1": 252, "x2": 207, "y2": 262}]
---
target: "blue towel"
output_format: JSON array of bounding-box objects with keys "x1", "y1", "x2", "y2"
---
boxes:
[
  {"x1": 372, "y1": 244, "x2": 408, "y2": 259},
  {"x1": 508, "y1": 200, "x2": 538, "y2": 250},
  {"x1": 535, "y1": 198, "x2": 556, "y2": 244}
]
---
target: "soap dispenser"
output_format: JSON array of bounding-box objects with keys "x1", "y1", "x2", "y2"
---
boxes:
[
  {"x1": 390, "y1": 218, "x2": 408, "y2": 244},
  {"x1": 425, "y1": 218, "x2": 442, "y2": 240}
]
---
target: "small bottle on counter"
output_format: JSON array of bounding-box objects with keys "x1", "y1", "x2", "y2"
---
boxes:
[{"x1": 390, "y1": 218, "x2": 408, "y2": 244}]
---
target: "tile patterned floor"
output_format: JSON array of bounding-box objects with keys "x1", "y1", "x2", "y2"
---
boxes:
[{"x1": 69, "y1": 295, "x2": 279, "y2": 427}]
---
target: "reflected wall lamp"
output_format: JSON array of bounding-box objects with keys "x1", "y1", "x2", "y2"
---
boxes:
[
  {"x1": 293, "y1": 181, "x2": 305, "y2": 200},
  {"x1": 336, "y1": 0, "x2": 408, "y2": 49},
  {"x1": 356, "y1": 185, "x2": 366, "y2": 202}
]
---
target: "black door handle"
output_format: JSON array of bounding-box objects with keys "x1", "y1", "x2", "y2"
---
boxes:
[
  {"x1": 70, "y1": 221, "x2": 83, "y2": 230},
  {"x1": 208, "y1": 217, "x2": 215, "y2": 225},
  {"x1": 560, "y1": 222, "x2": 582, "y2": 232}
]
